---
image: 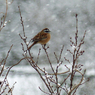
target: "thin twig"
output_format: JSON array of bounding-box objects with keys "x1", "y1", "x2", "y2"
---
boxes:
[
  {"x1": 36, "y1": 48, "x2": 41, "y2": 64},
  {"x1": 18, "y1": 6, "x2": 25, "y2": 37},
  {"x1": 0, "y1": 0, "x2": 8, "y2": 31},
  {"x1": 39, "y1": 87, "x2": 51, "y2": 95},
  {"x1": 59, "y1": 45, "x2": 64, "y2": 62},
  {"x1": 54, "y1": 52, "x2": 59, "y2": 63},
  {"x1": 0, "y1": 45, "x2": 13, "y2": 76}
]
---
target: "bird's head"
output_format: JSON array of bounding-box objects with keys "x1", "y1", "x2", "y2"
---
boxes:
[{"x1": 43, "y1": 28, "x2": 51, "y2": 33}]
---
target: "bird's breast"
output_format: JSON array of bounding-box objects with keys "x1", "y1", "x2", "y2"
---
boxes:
[{"x1": 38, "y1": 33, "x2": 51, "y2": 45}]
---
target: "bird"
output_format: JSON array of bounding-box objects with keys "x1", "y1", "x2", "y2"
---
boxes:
[{"x1": 28, "y1": 28, "x2": 51, "y2": 50}]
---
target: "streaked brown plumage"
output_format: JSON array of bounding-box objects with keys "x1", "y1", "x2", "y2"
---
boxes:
[{"x1": 28, "y1": 28, "x2": 51, "y2": 50}]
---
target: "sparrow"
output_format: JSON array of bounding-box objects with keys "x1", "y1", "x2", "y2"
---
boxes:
[{"x1": 28, "y1": 28, "x2": 51, "y2": 50}]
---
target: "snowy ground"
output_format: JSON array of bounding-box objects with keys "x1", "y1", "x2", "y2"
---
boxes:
[{"x1": 1, "y1": 65, "x2": 94, "y2": 95}]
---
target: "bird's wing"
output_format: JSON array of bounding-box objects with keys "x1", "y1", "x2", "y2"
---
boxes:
[{"x1": 32, "y1": 32, "x2": 47, "y2": 42}]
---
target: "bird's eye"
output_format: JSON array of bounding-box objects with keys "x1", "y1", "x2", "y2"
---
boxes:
[{"x1": 44, "y1": 28, "x2": 50, "y2": 33}]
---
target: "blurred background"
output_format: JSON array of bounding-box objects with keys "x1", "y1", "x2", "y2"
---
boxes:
[{"x1": 0, "y1": 0, "x2": 95, "y2": 95}]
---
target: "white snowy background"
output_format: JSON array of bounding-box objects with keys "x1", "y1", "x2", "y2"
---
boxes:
[{"x1": 0, "y1": 0, "x2": 95, "y2": 95}]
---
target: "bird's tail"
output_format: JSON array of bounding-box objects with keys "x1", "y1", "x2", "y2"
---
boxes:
[{"x1": 28, "y1": 42, "x2": 37, "y2": 50}]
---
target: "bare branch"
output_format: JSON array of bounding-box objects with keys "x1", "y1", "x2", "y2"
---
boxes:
[
  {"x1": 58, "y1": 45, "x2": 64, "y2": 62},
  {"x1": 42, "y1": 45, "x2": 55, "y2": 74},
  {"x1": 18, "y1": 6, "x2": 25, "y2": 37},
  {"x1": 0, "y1": 0, "x2": 8, "y2": 31},
  {"x1": 0, "y1": 44, "x2": 13, "y2": 76}
]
